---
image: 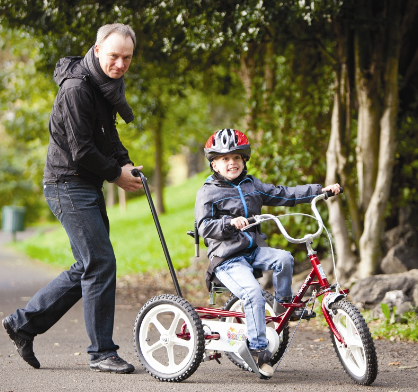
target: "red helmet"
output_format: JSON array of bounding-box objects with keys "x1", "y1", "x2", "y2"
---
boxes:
[{"x1": 204, "y1": 129, "x2": 251, "y2": 162}]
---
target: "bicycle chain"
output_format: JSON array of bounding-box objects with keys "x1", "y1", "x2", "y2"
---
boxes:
[{"x1": 274, "y1": 292, "x2": 317, "y2": 371}]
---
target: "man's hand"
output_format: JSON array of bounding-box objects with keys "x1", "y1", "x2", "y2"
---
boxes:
[
  {"x1": 322, "y1": 183, "x2": 341, "y2": 195},
  {"x1": 231, "y1": 216, "x2": 249, "y2": 230},
  {"x1": 115, "y1": 164, "x2": 144, "y2": 192}
]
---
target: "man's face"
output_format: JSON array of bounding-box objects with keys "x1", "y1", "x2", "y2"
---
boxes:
[
  {"x1": 211, "y1": 153, "x2": 245, "y2": 181},
  {"x1": 94, "y1": 33, "x2": 134, "y2": 79}
]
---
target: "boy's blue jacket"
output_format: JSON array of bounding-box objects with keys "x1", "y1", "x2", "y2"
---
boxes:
[{"x1": 195, "y1": 173, "x2": 322, "y2": 290}]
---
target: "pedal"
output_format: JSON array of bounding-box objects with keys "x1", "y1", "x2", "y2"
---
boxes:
[
  {"x1": 290, "y1": 309, "x2": 316, "y2": 321},
  {"x1": 202, "y1": 351, "x2": 222, "y2": 363},
  {"x1": 237, "y1": 340, "x2": 263, "y2": 379},
  {"x1": 304, "y1": 310, "x2": 316, "y2": 320}
]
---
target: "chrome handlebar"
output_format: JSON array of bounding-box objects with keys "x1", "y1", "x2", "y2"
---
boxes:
[{"x1": 242, "y1": 192, "x2": 328, "y2": 244}]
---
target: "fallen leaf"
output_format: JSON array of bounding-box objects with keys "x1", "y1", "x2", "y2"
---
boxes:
[
  {"x1": 388, "y1": 362, "x2": 401, "y2": 366},
  {"x1": 54, "y1": 343, "x2": 60, "y2": 346},
  {"x1": 73, "y1": 352, "x2": 81, "y2": 356},
  {"x1": 314, "y1": 338, "x2": 324, "y2": 342},
  {"x1": 399, "y1": 365, "x2": 418, "y2": 370}
]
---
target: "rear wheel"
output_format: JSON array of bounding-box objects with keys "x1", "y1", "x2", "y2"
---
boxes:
[
  {"x1": 329, "y1": 299, "x2": 378, "y2": 385},
  {"x1": 222, "y1": 291, "x2": 289, "y2": 372},
  {"x1": 133, "y1": 294, "x2": 205, "y2": 382}
]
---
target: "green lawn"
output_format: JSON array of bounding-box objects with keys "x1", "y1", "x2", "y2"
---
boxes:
[{"x1": 13, "y1": 172, "x2": 208, "y2": 277}]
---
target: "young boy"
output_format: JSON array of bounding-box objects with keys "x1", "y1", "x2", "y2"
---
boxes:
[{"x1": 195, "y1": 128, "x2": 340, "y2": 377}]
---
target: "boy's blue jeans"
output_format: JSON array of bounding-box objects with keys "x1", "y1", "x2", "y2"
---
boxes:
[
  {"x1": 214, "y1": 246, "x2": 294, "y2": 350},
  {"x1": 7, "y1": 180, "x2": 119, "y2": 359}
]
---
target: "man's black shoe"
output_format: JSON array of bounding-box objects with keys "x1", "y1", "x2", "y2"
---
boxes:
[
  {"x1": 2, "y1": 317, "x2": 40, "y2": 369},
  {"x1": 90, "y1": 354, "x2": 135, "y2": 374}
]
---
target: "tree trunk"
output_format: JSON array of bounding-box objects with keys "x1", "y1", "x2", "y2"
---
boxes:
[
  {"x1": 118, "y1": 187, "x2": 126, "y2": 211},
  {"x1": 326, "y1": 83, "x2": 358, "y2": 280},
  {"x1": 106, "y1": 182, "x2": 115, "y2": 208},
  {"x1": 354, "y1": 38, "x2": 381, "y2": 215},
  {"x1": 153, "y1": 114, "x2": 165, "y2": 215},
  {"x1": 358, "y1": 1, "x2": 401, "y2": 278},
  {"x1": 326, "y1": 19, "x2": 359, "y2": 281},
  {"x1": 238, "y1": 48, "x2": 256, "y2": 132}
]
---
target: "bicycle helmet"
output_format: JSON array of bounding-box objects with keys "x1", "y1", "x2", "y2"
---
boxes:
[{"x1": 204, "y1": 129, "x2": 251, "y2": 162}]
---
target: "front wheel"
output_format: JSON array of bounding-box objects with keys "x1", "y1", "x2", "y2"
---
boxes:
[
  {"x1": 329, "y1": 299, "x2": 378, "y2": 385},
  {"x1": 133, "y1": 294, "x2": 205, "y2": 382}
]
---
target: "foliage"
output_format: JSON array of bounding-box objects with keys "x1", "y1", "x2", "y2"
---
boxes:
[
  {"x1": 365, "y1": 305, "x2": 418, "y2": 342},
  {"x1": 2, "y1": 1, "x2": 418, "y2": 275},
  {"x1": 11, "y1": 172, "x2": 208, "y2": 276},
  {"x1": 0, "y1": 23, "x2": 246, "y2": 222},
  {"x1": 0, "y1": 26, "x2": 57, "y2": 222}
]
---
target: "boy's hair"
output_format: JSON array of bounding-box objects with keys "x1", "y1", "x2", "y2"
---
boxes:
[
  {"x1": 204, "y1": 129, "x2": 251, "y2": 162},
  {"x1": 96, "y1": 23, "x2": 136, "y2": 48}
]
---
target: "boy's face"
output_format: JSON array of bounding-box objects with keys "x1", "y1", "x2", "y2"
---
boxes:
[{"x1": 211, "y1": 153, "x2": 244, "y2": 181}]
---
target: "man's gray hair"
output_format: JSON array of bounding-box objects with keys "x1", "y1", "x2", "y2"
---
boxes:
[{"x1": 96, "y1": 23, "x2": 136, "y2": 48}]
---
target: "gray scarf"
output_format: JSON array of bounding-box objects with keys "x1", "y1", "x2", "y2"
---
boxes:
[{"x1": 81, "y1": 46, "x2": 134, "y2": 124}]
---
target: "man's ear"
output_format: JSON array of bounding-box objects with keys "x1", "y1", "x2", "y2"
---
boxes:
[{"x1": 94, "y1": 44, "x2": 100, "y2": 58}]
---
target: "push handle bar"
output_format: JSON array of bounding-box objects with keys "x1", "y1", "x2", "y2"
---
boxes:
[
  {"x1": 131, "y1": 168, "x2": 183, "y2": 297},
  {"x1": 243, "y1": 187, "x2": 343, "y2": 245}
]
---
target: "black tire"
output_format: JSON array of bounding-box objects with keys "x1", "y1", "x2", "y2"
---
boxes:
[
  {"x1": 329, "y1": 299, "x2": 378, "y2": 385},
  {"x1": 133, "y1": 294, "x2": 205, "y2": 382},
  {"x1": 222, "y1": 291, "x2": 289, "y2": 372}
]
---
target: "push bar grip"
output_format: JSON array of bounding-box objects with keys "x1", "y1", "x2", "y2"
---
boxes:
[
  {"x1": 131, "y1": 168, "x2": 141, "y2": 177},
  {"x1": 325, "y1": 187, "x2": 344, "y2": 199},
  {"x1": 325, "y1": 187, "x2": 344, "y2": 200}
]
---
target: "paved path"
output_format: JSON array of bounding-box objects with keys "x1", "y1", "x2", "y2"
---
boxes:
[{"x1": 0, "y1": 234, "x2": 417, "y2": 392}]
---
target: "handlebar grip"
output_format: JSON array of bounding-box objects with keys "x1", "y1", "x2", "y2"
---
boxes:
[
  {"x1": 325, "y1": 187, "x2": 344, "y2": 198},
  {"x1": 247, "y1": 217, "x2": 256, "y2": 224},
  {"x1": 131, "y1": 168, "x2": 141, "y2": 177}
]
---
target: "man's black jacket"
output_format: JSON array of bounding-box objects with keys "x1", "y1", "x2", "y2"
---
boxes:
[{"x1": 43, "y1": 57, "x2": 133, "y2": 188}]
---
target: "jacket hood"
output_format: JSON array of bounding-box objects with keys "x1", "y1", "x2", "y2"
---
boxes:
[{"x1": 53, "y1": 56, "x2": 89, "y2": 87}]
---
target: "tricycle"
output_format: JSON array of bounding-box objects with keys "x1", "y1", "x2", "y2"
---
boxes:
[{"x1": 131, "y1": 169, "x2": 378, "y2": 385}]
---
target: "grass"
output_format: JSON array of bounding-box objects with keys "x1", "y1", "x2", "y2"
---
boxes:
[{"x1": 12, "y1": 172, "x2": 208, "y2": 277}]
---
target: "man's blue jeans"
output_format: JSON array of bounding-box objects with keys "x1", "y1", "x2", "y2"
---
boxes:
[
  {"x1": 214, "y1": 246, "x2": 294, "y2": 350},
  {"x1": 8, "y1": 180, "x2": 119, "y2": 358}
]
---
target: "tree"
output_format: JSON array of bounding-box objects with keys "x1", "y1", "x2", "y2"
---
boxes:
[
  {"x1": 0, "y1": 26, "x2": 57, "y2": 222},
  {"x1": 0, "y1": 1, "x2": 242, "y2": 215},
  {"x1": 2, "y1": 0, "x2": 418, "y2": 282},
  {"x1": 326, "y1": 0, "x2": 418, "y2": 279}
]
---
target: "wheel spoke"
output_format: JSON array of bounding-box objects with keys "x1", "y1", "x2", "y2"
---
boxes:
[
  {"x1": 166, "y1": 345, "x2": 177, "y2": 367},
  {"x1": 350, "y1": 345, "x2": 365, "y2": 368},
  {"x1": 150, "y1": 314, "x2": 168, "y2": 335},
  {"x1": 168, "y1": 311, "x2": 182, "y2": 335},
  {"x1": 345, "y1": 318, "x2": 363, "y2": 348},
  {"x1": 172, "y1": 335, "x2": 194, "y2": 348},
  {"x1": 145, "y1": 340, "x2": 163, "y2": 355}
]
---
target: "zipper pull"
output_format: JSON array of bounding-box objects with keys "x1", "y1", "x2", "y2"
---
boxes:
[{"x1": 101, "y1": 126, "x2": 105, "y2": 135}]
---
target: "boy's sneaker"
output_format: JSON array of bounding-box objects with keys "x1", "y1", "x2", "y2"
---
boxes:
[
  {"x1": 2, "y1": 317, "x2": 40, "y2": 369},
  {"x1": 250, "y1": 348, "x2": 274, "y2": 378},
  {"x1": 273, "y1": 299, "x2": 316, "y2": 321},
  {"x1": 90, "y1": 354, "x2": 135, "y2": 374}
]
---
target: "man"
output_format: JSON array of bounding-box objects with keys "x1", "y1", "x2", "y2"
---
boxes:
[{"x1": 2, "y1": 23, "x2": 142, "y2": 374}]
